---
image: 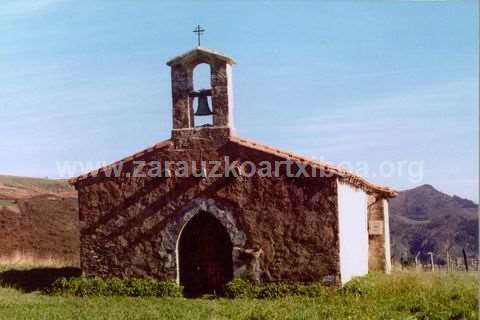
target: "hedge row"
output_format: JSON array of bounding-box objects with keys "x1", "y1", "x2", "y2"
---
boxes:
[
  {"x1": 225, "y1": 278, "x2": 330, "y2": 299},
  {"x1": 50, "y1": 277, "x2": 331, "y2": 299},
  {"x1": 50, "y1": 277, "x2": 183, "y2": 297}
]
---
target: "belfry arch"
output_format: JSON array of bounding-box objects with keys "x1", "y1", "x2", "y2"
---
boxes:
[{"x1": 191, "y1": 63, "x2": 213, "y2": 127}]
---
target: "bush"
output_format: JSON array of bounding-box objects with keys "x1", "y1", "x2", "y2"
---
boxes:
[
  {"x1": 225, "y1": 278, "x2": 258, "y2": 298},
  {"x1": 50, "y1": 276, "x2": 183, "y2": 297},
  {"x1": 256, "y1": 282, "x2": 293, "y2": 299},
  {"x1": 225, "y1": 278, "x2": 329, "y2": 299},
  {"x1": 293, "y1": 283, "x2": 329, "y2": 297}
]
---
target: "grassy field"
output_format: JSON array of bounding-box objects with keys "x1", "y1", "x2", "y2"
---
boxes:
[
  {"x1": 0, "y1": 175, "x2": 75, "y2": 199},
  {"x1": 0, "y1": 272, "x2": 477, "y2": 320},
  {"x1": 0, "y1": 175, "x2": 69, "y2": 190}
]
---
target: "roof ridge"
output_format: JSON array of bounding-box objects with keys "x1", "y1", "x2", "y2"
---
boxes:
[{"x1": 166, "y1": 47, "x2": 236, "y2": 66}]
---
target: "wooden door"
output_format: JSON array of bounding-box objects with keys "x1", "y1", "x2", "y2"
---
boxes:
[{"x1": 179, "y1": 211, "x2": 233, "y2": 297}]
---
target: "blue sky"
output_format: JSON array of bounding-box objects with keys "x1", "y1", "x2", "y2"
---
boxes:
[{"x1": 0, "y1": 0, "x2": 478, "y2": 201}]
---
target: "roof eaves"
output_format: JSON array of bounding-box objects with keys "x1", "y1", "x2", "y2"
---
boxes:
[
  {"x1": 166, "y1": 47, "x2": 236, "y2": 66},
  {"x1": 229, "y1": 136, "x2": 397, "y2": 198},
  {"x1": 68, "y1": 140, "x2": 173, "y2": 185}
]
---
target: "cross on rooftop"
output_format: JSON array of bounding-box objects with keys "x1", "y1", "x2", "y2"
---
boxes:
[{"x1": 193, "y1": 25, "x2": 205, "y2": 46}]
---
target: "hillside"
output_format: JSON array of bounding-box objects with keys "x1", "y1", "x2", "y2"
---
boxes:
[
  {"x1": 0, "y1": 176, "x2": 79, "y2": 266},
  {"x1": 389, "y1": 184, "x2": 478, "y2": 263},
  {"x1": 0, "y1": 175, "x2": 76, "y2": 199}
]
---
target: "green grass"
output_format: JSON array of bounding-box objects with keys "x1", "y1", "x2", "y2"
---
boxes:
[
  {"x1": 0, "y1": 272, "x2": 477, "y2": 320},
  {"x1": 0, "y1": 199, "x2": 15, "y2": 207}
]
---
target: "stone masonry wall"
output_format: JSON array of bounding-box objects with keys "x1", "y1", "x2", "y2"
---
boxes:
[
  {"x1": 76, "y1": 134, "x2": 340, "y2": 285},
  {"x1": 367, "y1": 195, "x2": 387, "y2": 272}
]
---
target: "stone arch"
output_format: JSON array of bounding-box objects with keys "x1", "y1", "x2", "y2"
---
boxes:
[
  {"x1": 192, "y1": 63, "x2": 212, "y2": 91},
  {"x1": 191, "y1": 63, "x2": 213, "y2": 127},
  {"x1": 160, "y1": 198, "x2": 247, "y2": 283},
  {"x1": 185, "y1": 54, "x2": 217, "y2": 71}
]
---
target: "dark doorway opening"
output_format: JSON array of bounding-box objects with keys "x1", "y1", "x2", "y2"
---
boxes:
[{"x1": 179, "y1": 211, "x2": 233, "y2": 297}]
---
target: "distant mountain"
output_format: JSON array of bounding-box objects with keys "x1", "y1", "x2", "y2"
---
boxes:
[{"x1": 389, "y1": 184, "x2": 478, "y2": 264}]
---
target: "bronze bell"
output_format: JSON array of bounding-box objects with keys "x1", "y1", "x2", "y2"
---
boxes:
[{"x1": 194, "y1": 95, "x2": 213, "y2": 116}]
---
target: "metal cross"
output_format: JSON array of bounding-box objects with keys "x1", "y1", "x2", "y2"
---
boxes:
[{"x1": 193, "y1": 25, "x2": 205, "y2": 46}]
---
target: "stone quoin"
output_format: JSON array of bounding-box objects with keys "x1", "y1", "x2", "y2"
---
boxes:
[{"x1": 70, "y1": 46, "x2": 397, "y2": 297}]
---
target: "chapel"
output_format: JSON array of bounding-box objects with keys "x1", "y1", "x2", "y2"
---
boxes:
[{"x1": 70, "y1": 46, "x2": 396, "y2": 297}]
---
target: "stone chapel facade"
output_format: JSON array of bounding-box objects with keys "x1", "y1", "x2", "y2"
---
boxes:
[{"x1": 70, "y1": 47, "x2": 396, "y2": 297}]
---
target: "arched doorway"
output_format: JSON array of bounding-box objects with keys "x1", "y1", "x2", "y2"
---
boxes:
[{"x1": 178, "y1": 211, "x2": 233, "y2": 297}]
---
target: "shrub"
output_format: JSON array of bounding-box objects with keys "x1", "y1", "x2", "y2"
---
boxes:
[
  {"x1": 225, "y1": 278, "x2": 329, "y2": 299},
  {"x1": 50, "y1": 276, "x2": 183, "y2": 297},
  {"x1": 225, "y1": 278, "x2": 258, "y2": 298},
  {"x1": 256, "y1": 282, "x2": 293, "y2": 299}
]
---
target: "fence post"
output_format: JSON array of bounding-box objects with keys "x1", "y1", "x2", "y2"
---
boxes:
[
  {"x1": 415, "y1": 252, "x2": 421, "y2": 271},
  {"x1": 446, "y1": 251, "x2": 450, "y2": 272},
  {"x1": 462, "y1": 249, "x2": 469, "y2": 272},
  {"x1": 428, "y1": 252, "x2": 434, "y2": 272}
]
